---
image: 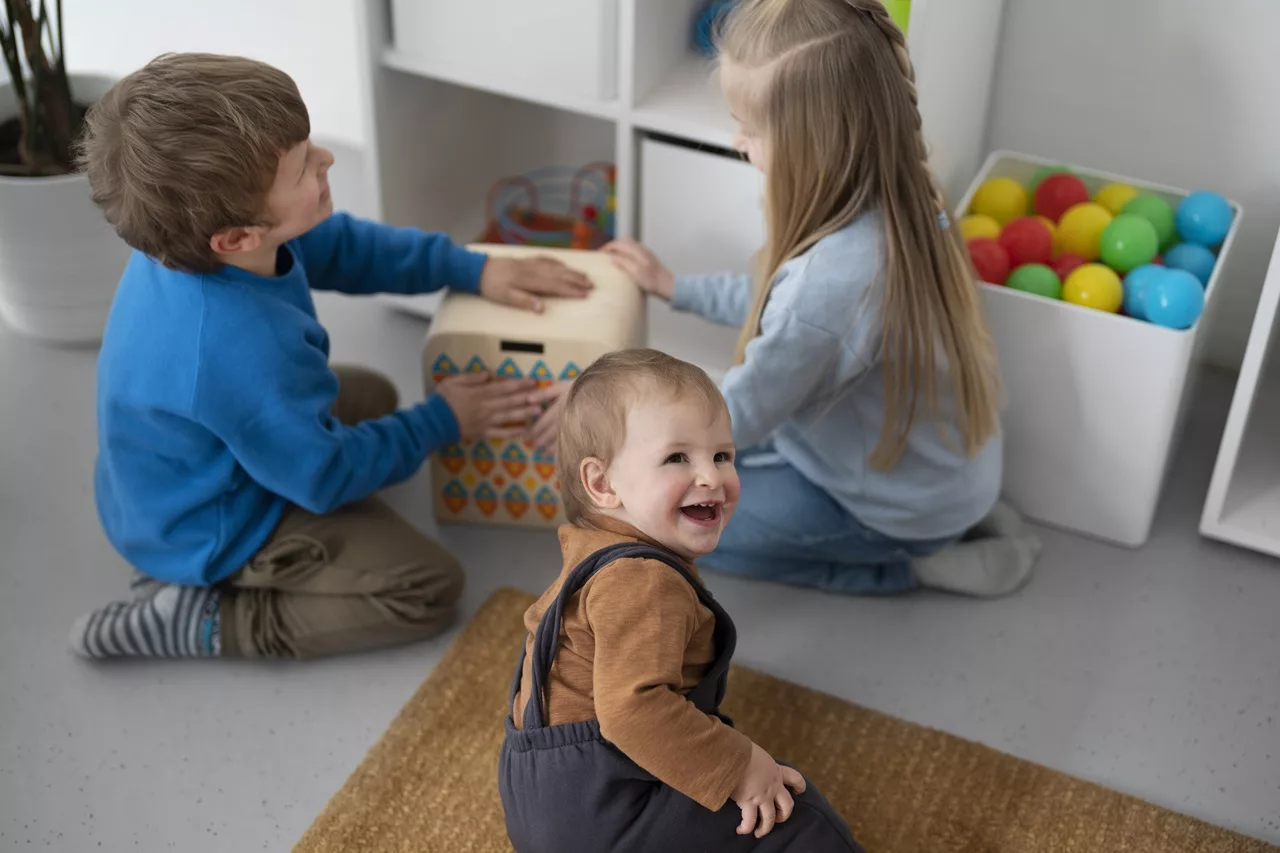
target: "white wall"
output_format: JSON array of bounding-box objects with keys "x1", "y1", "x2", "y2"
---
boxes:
[
  {"x1": 58, "y1": 0, "x2": 378, "y2": 218},
  {"x1": 60, "y1": 0, "x2": 368, "y2": 150},
  {"x1": 987, "y1": 0, "x2": 1280, "y2": 370}
]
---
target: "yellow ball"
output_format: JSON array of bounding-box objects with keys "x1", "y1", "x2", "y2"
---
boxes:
[
  {"x1": 1058, "y1": 202, "x2": 1113, "y2": 261},
  {"x1": 960, "y1": 214, "x2": 1002, "y2": 241},
  {"x1": 1035, "y1": 216, "x2": 1061, "y2": 254},
  {"x1": 970, "y1": 178, "x2": 1028, "y2": 226},
  {"x1": 1063, "y1": 263, "x2": 1123, "y2": 313},
  {"x1": 1094, "y1": 182, "x2": 1140, "y2": 216}
]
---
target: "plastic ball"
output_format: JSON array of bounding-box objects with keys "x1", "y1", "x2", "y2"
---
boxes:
[
  {"x1": 1099, "y1": 214, "x2": 1159, "y2": 273},
  {"x1": 968, "y1": 238, "x2": 1011, "y2": 285},
  {"x1": 998, "y1": 217, "x2": 1054, "y2": 267},
  {"x1": 1122, "y1": 194, "x2": 1177, "y2": 251},
  {"x1": 1122, "y1": 264, "x2": 1165, "y2": 320},
  {"x1": 1058, "y1": 203, "x2": 1113, "y2": 261},
  {"x1": 1029, "y1": 165, "x2": 1072, "y2": 193},
  {"x1": 1094, "y1": 182, "x2": 1140, "y2": 216},
  {"x1": 1006, "y1": 263, "x2": 1062, "y2": 299},
  {"x1": 694, "y1": 0, "x2": 738, "y2": 56},
  {"x1": 970, "y1": 178, "x2": 1028, "y2": 226},
  {"x1": 1035, "y1": 216, "x2": 1061, "y2": 254},
  {"x1": 1063, "y1": 264, "x2": 1123, "y2": 313},
  {"x1": 1163, "y1": 242, "x2": 1216, "y2": 286},
  {"x1": 959, "y1": 214, "x2": 1002, "y2": 241},
  {"x1": 1050, "y1": 252, "x2": 1087, "y2": 280},
  {"x1": 1144, "y1": 269, "x2": 1205, "y2": 329},
  {"x1": 1175, "y1": 191, "x2": 1233, "y2": 248},
  {"x1": 1034, "y1": 173, "x2": 1091, "y2": 222}
]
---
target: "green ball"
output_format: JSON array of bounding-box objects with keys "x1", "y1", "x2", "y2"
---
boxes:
[
  {"x1": 1006, "y1": 263, "x2": 1062, "y2": 299},
  {"x1": 1099, "y1": 214, "x2": 1159, "y2": 273},
  {"x1": 1029, "y1": 165, "x2": 1073, "y2": 193},
  {"x1": 1121, "y1": 194, "x2": 1177, "y2": 251}
]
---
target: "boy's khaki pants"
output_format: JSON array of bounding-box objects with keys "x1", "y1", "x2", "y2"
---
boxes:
[{"x1": 217, "y1": 366, "x2": 464, "y2": 660}]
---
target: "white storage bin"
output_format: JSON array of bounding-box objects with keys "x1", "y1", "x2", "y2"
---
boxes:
[
  {"x1": 389, "y1": 0, "x2": 618, "y2": 110},
  {"x1": 639, "y1": 136, "x2": 766, "y2": 380},
  {"x1": 959, "y1": 151, "x2": 1242, "y2": 547}
]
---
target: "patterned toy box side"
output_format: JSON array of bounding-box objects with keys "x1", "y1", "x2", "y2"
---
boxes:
[{"x1": 422, "y1": 246, "x2": 645, "y2": 529}]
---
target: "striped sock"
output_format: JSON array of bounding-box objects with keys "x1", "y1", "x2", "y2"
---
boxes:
[{"x1": 69, "y1": 584, "x2": 221, "y2": 659}]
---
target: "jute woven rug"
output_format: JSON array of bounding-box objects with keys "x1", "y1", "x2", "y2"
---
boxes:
[{"x1": 293, "y1": 588, "x2": 1275, "y2": 853}]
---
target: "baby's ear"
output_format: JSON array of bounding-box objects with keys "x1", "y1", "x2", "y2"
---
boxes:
[{"x1": 580, "y1": 457, "x2": 620, "y2": 510}]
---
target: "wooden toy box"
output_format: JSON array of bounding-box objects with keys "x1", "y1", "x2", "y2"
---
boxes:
[{"x1": 422, "y1": 245, "x2": 644, "y2": 528}]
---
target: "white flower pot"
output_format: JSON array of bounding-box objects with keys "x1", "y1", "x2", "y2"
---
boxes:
[{"x1": 0, "y1": 73, "x2": 130, "y2": 347}]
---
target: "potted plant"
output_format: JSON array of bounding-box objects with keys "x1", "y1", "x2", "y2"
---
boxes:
[{"x1": 0, "y1": 0, "x2": 129, "y2": 346}]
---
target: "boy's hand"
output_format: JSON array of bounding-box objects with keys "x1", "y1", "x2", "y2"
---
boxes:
[
  {"x1": 603, "y1": 239, "x2": 675, "y2": 300},
  {"x1": 526, "y1": 381, "x2": 573, "y2": 451},
  {"x1": 730, "y1": 743, "x2": 807, "y2": 839},
  {"x1": 479, "y1": 256, "x2": 592, "y2": 313},
  {"x1": 436, "y1": 374, "x2": 540, "y2": 441}
]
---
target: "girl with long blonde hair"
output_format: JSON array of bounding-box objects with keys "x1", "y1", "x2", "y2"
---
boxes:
[{"x1": 601, "y1": 0, "x2": 1041, "y2": 597}]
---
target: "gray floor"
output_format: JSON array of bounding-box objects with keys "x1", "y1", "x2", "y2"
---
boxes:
[{"x1": 2, "y1": 292, "x2": 1279, "y2": 852}]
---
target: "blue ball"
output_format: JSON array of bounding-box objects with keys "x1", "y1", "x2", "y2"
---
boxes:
[
  {"x1": 1123, "y1": 264, "x2": 1165, "y2": 320},
  {"x1": 1144, "y1": 269, "x2": 1205, "y2": 330},
  {"x1": 1175, "y1": 191, "x2": 1232, "y2": 247},
  {"x1": 694, "y1": 0, "x2": 738, "y2": 56},
  {"x1": 1163, "y1": 242, "x2": 1216, "y2": 286}
]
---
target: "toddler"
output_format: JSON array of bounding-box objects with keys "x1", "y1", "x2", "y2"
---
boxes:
[{"x1": 499, "y1": 349, "x2": 862, "y2": 852}]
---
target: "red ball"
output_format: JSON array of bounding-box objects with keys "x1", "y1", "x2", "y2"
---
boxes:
[
  {"x1": 1152, "y1": 255, "x2": 1164, "y2": 266},
  {"x1": 1050, "y1": 252, "x2": 1087, "y2": 280},
  {"x1": 968, "y1": 237, "x2": 1011, "y2": 285},
  {"x1": 1034, "y1": 173, "x2": 1091, "y2": 222},
  {"x1": 998, "y1": 217, "x2": 1054, "y2": 267}
]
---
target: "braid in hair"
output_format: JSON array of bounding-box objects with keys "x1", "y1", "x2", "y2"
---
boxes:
[{"x1": 851, "y1": 0, "x2": 949, "y2": 215}]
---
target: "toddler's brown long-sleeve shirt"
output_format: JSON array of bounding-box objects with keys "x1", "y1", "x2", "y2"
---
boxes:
[{"x1": 513, "y1": 520, "x2": 752, "y2": 811}]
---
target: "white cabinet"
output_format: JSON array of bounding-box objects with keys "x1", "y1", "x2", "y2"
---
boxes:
[
  {"x1": 1201, "y1": 226, "x2": 1280, "y2": 558},
  {"x1": 639, "y1": 137, "x2": 765, "y2": 378},
  {"x1": 629, "y1": 0, "x2": 1008, "y2": 203},
  {"x1": 388, "y1": 0, "x2": 618, "y2": 114},
  {"x1": 358, "y1": 0, "x2": 1008, "y2": 376}
]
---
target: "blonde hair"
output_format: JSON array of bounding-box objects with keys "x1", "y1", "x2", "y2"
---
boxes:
[
  {"x1": 76, "y1": 53, "x2": 311, "y2": 274},
  {"x1": 719, "y1": 0, "x2": 1000, "y2": 468},
  {"x1": 556, "y1": 349, "x2": 727, "y2": 524}
]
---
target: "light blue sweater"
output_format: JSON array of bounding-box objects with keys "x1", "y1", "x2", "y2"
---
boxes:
[
  {"x1": 95, "y1": 213, "x2": 485, "y2": 586},
  {"x1": 672, "y1": 212, "x2": 1002, "y2": 541}
]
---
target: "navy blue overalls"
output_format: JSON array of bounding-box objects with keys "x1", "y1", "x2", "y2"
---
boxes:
[{"x1": 499, "y1": 542, "x2": 864, "y2": 853}]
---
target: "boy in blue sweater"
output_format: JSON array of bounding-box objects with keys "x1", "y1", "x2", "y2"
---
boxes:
[{"x1": 69, "y1": 53, "x2": 590, "y2": 660}]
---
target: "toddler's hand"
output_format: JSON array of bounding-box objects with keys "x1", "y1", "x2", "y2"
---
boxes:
[
  {"x1": 526, "y1": 380, "x2": 573, "y2": 451},
  {"x1": 479, "y1": 256, "x2": 592, "y2": 313},
  {"x1": 435, "y1": 374, "x2": 539, "y2": 441},
  {"x1": 730, "y1": 742, "x2": 807, "y2": 839},
  {"x1": 603, "y1": 239, "x2": 675, "y2": 300}
]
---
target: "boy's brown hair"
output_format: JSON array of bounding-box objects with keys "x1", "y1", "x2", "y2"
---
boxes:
[
  {"x1": 556, "y1": 348, "x2": 728, "y2": 524},
  {"x1": 75, "y1": 53, "x2": 311, "y2": 273}
]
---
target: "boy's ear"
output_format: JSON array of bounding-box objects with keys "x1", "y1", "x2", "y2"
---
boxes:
[
  {"x1": 210, "y1": 225, "x2": 268, "y2": 257},
  {"x1": 580, "y1": 457, "x2": 620, "y2": 511}
]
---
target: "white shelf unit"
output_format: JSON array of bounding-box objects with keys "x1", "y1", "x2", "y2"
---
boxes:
[
  {"x1": 1201, "y1": 226, "x2": 1280, "y2": 557},
  {"x1": 355, "y1": 0, "x2": 1008, "y2": 373}
]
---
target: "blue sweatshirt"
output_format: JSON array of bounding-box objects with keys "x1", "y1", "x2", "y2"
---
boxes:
[
  {"x1": 95, "y1": 213, "x2": 486, "y2": 586},
  {"x1": 672, "y1": 212, "x2": 1002, "y2": 541}
]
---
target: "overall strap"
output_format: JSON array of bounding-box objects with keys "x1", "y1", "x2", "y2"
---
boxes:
[{"x1": 521, "y1": 542, "x2": 733, "y2": 730}]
